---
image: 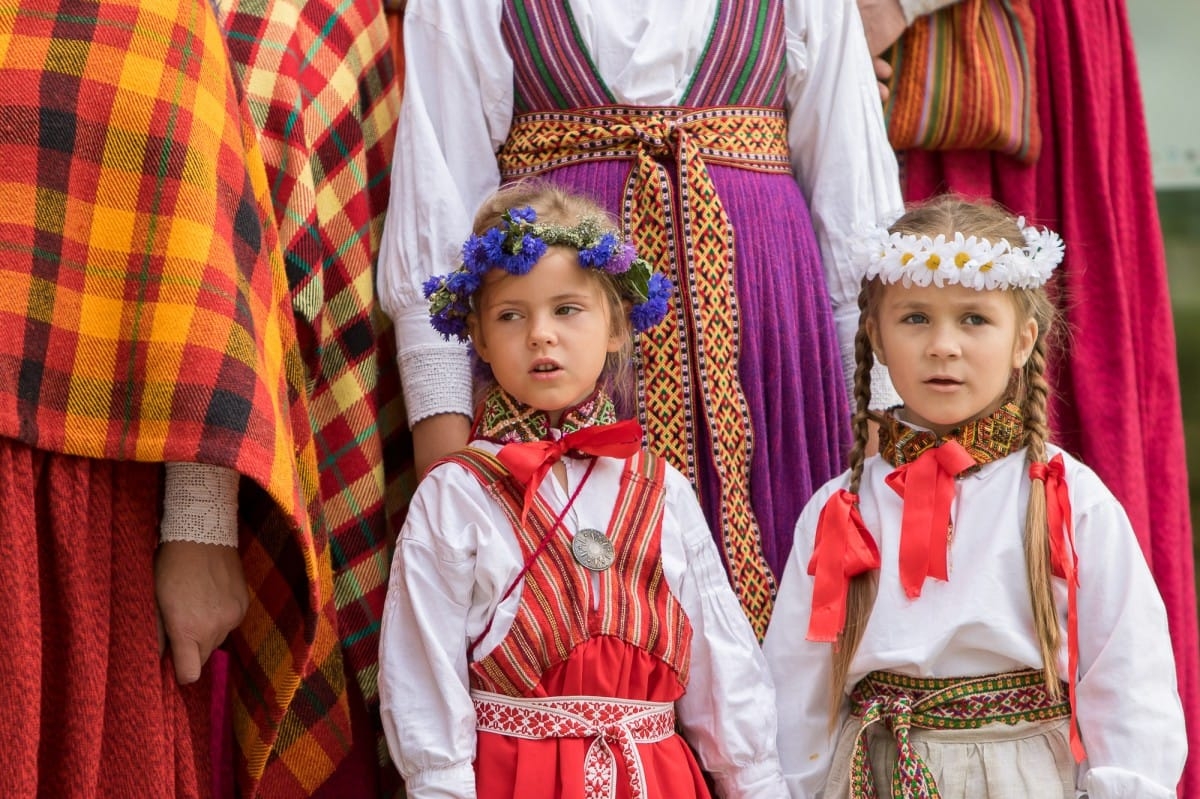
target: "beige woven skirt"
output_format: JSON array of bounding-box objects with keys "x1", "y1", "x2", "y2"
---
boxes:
[{"x1": 822, "y1": 716, "x2": 1077, "y2": 798}]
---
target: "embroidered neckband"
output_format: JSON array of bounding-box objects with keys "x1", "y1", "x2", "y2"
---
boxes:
[
  {"x1": 471, "y1": 387, "x2": 621, "y2": 445},
  {"x1": 424, "y1": 206, "x2": 674, "y2": 340},
  {"x1": 879, "y1": 402, "x2": 1026, "y2": 469},
  {"x1": 852, "y1": 218, "x2": 1064, "y2": 290}
]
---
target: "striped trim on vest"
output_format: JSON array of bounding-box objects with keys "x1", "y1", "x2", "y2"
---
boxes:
[{"x1": 442, "y1": 447, "x2": 693, "y2": 697}]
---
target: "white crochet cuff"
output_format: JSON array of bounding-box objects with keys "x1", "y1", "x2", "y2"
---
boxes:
[
  {"x1": 160, "y1": 462, "x2": 240, "y2": 547},
  {"x1": 397, "y1": 344, "x2": 475, "y2": 426},
  {"x1": 898, "y1": 0, "x2": 961, "y2": 24}
]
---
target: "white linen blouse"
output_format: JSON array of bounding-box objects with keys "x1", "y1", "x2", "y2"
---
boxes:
[{"x1": 378, "y1": 0, "x2": 903, "y2": 425}]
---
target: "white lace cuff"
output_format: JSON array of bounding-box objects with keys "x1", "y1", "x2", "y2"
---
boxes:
[
  {"x1": 398, "y1": 345, "x2": 475, "y2": 426},
  {"x1": 160, "y1": 462, "x2": 239, "y2": 547}
]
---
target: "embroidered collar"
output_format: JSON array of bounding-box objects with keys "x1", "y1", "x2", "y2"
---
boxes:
[
  {"x1": 879, "y1": 402, "x2": 1025, "y2": 471},
  {"x1": 472, "y1": 386, "x2": 619, "y2": 445}
]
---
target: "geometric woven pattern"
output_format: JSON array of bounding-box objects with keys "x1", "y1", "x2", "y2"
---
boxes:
[
  {"x1": 879, "y1": 402, "x2": 1024, "y2": 471},
  {"x1": 473, "y1": 691, "x2": 677, "y2": 799},
  {"x1": 846, "y1": 669, "x2": 1070, "y2": 798}
]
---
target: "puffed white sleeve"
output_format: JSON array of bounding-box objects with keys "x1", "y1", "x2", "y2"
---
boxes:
[
  {"x1": 378, "y1": 465, "x2": 487, "y2": 799},
  {"x1": 666, "y1": 470, "x2": 789, "y2": 799},
  {"x1": 377, "y1": 0, "x2": 512, "y2": 425},
  {"x1": 782, "y1": 0, "x2": 903, "y2": 409},
  {"x1": 1068, "y1": 465, "x2": 1187, "y2": 798},
  {"x1": 762, "y1": 480, "x2": 848, "y2": 799}
]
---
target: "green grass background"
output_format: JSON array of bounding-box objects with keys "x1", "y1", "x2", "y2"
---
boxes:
[{"x1": 1159, "y1": 190, "x2": 1200, "y2": 603}]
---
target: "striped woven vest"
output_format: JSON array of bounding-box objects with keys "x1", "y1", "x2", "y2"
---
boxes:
[
  {"x1": 500, "y1": 0, "x2": 787, "y2": 110},
  {"x1": 496, "y1": 0, "x2": 792, "y2": 638},
  {"x1": 446, "y1": 448, "x2": 694, "y2": 697}
]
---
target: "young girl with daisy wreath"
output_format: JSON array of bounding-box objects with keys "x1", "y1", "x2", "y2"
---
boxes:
[
  {"x1": 378, "y1": 182, "x2": 789, "y2": 799},
  {"x1": 763, "y1": 196, "x2": 1185, "y2": 798}
]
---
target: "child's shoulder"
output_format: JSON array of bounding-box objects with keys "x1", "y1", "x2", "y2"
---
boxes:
[{"x1": 1041, "y1": 443, "x2": 1121, "y2": 507}]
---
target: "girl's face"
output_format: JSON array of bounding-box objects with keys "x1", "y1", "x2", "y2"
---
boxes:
[
  {"x1": 867, "y1": 282, "x2": 1037, "y2": 436},
  {"x1": 468, "y1": 248, "x2": 626, "y2": 426}
]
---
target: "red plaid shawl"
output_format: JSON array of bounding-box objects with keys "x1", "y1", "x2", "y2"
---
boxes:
[
  {"x1": 219, "y1": 0, "x2": 411, "y2": 793},
  {"x1": 0, "y1": 0, "x2": 330, "y2": 795}
]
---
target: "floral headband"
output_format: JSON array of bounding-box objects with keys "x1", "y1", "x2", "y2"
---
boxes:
[
  {"x1": 853, "y1": 218, "x2": 1065, "y2": 291},
  {"x1": 424, "y1": 206, "x2": 674, "y2": 341}
]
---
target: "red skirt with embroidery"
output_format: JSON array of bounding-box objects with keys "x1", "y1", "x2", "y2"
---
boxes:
[{"x1": 474, "y1": 637, "x2": 710, "y2": 799}]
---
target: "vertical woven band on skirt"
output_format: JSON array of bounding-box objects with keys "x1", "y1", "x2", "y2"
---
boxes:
[
  {"x1": 472, "y1": 690, "x2": 677, "y2": 799},
  {"x1": 497, "y1": 106, "x2": 792, "y2": 638},
  {"x1": 846, "y1": 669, "x2": 1071, "y2": 798}
]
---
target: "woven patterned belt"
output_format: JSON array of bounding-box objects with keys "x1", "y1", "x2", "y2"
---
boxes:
[
  {"x1": 847, "y1": 669, "x2": 1071, "y2": 798},
  {"x1": 472, "y1": 690, "x2": 677, "y2": 799},
  {"x1": 498, "y1": 106, "x2": 791, "y2": 638}
]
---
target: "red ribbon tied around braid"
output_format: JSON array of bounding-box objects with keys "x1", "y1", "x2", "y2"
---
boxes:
[
  {"x1": 885, "y1": 440, "x2": 978, "y2": 598},
  {"x1": 806, "y1": 489, "x2": 881, "y2": 642},
  {"x1": 1029, "y1": 454, "x2": 1086, "y2": 762},
  {"x1": 496, "y1": 419, "x2": 644, "y2": 529}
]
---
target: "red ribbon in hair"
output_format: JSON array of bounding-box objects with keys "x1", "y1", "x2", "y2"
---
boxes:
[
  {"x1": 496, "y1": 419, "x2": 644, "y2": 529},
  {"x1": 806, "y1": 489, "x2": 881, "y2": 642},
  {"x1": 1030, "y1": 454, "x2": 1085, "y2": 762},
  {"x1": 885, "y1": 440, "x2": 978, "y2": 598}
]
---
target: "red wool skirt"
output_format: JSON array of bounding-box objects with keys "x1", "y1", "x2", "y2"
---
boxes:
[{"x1": 0, "y1": 438, "x2": 208, "y2": 798}]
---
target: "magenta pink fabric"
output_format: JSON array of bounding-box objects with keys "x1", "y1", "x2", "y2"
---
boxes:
[{"x1": 902, "y1": 0, "x2": 1198, "y2": 791}]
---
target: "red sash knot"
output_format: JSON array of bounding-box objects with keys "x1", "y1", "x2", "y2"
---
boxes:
[
  {"x1": 885, "y1": 440, "x2": 978, "y2": 599},
  {"x1": 1030, "y1": 454, "x2": 1085, "y2": 762},
  {"x1": 806, "y1": 489, "x2": 882, "y2": 643}
]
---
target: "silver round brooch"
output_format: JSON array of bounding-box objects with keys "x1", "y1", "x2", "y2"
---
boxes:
[{"x1": 571, "y1": 527, "x2": 615, "y2": 571}]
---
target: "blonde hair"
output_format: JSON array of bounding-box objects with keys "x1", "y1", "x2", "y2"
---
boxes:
[
  {"x1": 831, "y1": 195, "x2": 1062, "y2": 716},
  {"x1": 468, "y1": 181, "x2": 636, "y2": 412}
]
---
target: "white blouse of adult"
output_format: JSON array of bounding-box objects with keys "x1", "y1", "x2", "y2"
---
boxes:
[{"x1": 377, "y1": 0, "x2": 904, "y2": 426}]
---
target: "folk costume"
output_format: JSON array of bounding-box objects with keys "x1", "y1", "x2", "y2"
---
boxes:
[
  {"x1": 893, "y1": 0, "x2": 1200, "y2": 787},
  {"x1": 380, "y1": 0, "x2": 904, "y2": 637},
  {"x1": 0, "y1": 0, "x2": 328, "y2": 796},
  {"x1": 763, "y1": 407, "x2": 1186, "y2": 798},
  {"x1": 378, "y1": 389, "x2": 789, "y2": 799},
  {"x1": 216, "y1": 0, "x2": 410, "y2": 794}
]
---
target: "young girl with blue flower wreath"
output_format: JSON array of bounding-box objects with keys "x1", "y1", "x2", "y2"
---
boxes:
[
  {"x1": 763, "y1": 196, "x2": 1185, "y2": 798},
  {"x1": 379, "y1": 182, "x2": 789, "y2": 799}
]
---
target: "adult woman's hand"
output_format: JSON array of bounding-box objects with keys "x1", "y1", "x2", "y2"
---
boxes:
[
  {"x1": 155, "y1": 540, "x2": 248, "y2": 685},
  {"x1": 857, "y1": 0, "x2": 908, "y2": 55}
]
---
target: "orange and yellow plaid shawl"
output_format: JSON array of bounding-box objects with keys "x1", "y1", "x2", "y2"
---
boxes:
[{"x1": 0, "y1": 1, "x2": 332, "y2": 795}]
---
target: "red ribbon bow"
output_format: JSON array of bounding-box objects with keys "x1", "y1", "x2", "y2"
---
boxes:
[
  {"x1": 806, "y1": 489, "x2": 881, "y2": 642},
  {"x1": 1030, "y1": 454, "x2": 1085, "y2": 763},
  {"x1": 496, "y1": 419, "x2": 644, "y2": 529},
  {"x1": 885, "y1": 440, "x2": 978, "y2": 599}
]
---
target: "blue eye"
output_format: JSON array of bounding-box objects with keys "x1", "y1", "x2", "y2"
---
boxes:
[
  {"x1": 902, "y1": 313, "x2": 928, "y2": 324},
  {"x1": 963, "y1": 314, "x2": 987, "y2": 326}
]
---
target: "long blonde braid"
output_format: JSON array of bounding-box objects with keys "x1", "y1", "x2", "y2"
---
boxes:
[
  {"x1": 828, "y1": 280, "x2": 883, "y2": 721},
  {"x1": 1014, "y1": 289, "x2": 1062, "y2": 696}
]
